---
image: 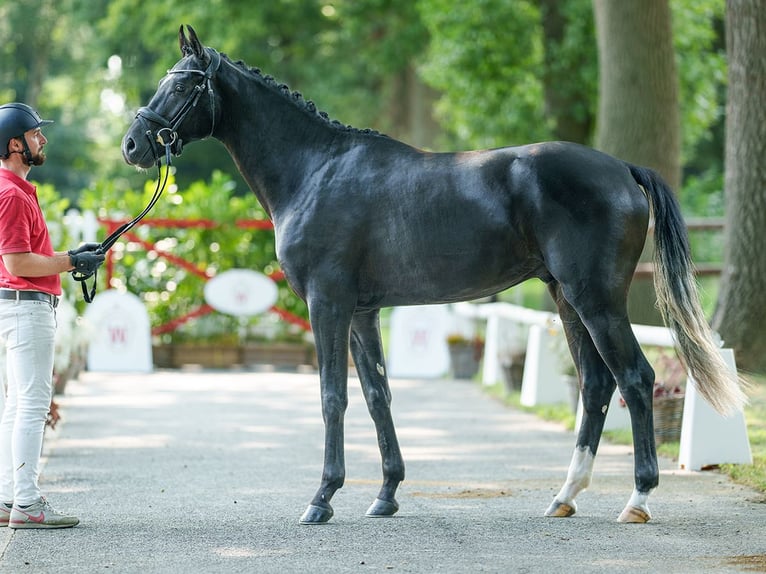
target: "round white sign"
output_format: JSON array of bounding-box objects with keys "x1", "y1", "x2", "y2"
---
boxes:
[{"x1": 203, "y1": 269, "x2": 278, "y2": 316}]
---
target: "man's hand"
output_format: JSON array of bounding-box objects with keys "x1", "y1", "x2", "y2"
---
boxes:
[
  {"x1": 68, "y1": 249, "x2": 105, "y2": 276},
  {"x1": 68, "y1": 242, "x2": 102, "y2": 256}
]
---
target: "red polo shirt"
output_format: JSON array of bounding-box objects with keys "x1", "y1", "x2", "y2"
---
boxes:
[{"x1": 0, "y1": 168, "x2": 61, "y2": 295}]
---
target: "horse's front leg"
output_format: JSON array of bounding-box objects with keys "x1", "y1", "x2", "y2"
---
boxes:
[
  {"x1": 299, "y1": 296, "x2": 354, "y2": 525},
  {"x1": 350, "y1": 310, "x2": 404, "y2": 518}
]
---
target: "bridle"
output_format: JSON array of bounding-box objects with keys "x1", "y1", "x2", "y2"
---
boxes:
[
  {"x1": 135, "y1": 47, "x2": 222, "y2": 160},
  {"x1": 72, "y1": 48, "x2": 222, "y2": 303}
]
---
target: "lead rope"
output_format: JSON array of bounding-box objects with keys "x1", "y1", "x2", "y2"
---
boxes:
[{"x1": 72, "y1": 134, "x2": 174, "y2": 303}]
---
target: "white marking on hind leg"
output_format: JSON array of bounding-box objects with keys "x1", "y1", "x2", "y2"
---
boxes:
[
  {"x1": 553, "y1": 446, "x2": 595, "y2": 510},
  {"x1": 625, "y1": 488, "x2": 652, "y2": 516},
  {"x1": 617, "y1": 488, "x2": 653, "y2": 522}
]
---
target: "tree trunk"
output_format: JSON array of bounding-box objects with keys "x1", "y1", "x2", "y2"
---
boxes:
[
  {"x1": 387, "y1": 65, "x2": 441, "y2": 149},
  {"x1": 539, "y1": 0, "x2": 595, "y2": 144},
  {"x1": 593, "y1": 0, "x2": 681, "y2": 326},
  {"x1": 712, "y1": 0, "x2": 766, "y2": 373}
]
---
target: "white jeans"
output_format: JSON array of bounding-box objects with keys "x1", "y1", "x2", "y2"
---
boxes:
[{"x1": 0, "y1": 299, "x2": 56, "y2": 505}]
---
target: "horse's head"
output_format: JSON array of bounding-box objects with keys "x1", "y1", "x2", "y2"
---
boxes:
[{"x1": 122, "y1": 25, "x2": 221, "y2": 169}]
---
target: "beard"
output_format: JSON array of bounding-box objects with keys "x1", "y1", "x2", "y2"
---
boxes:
[{"x1": 25, "y1": 149, "x2": 46, "y2": 166}]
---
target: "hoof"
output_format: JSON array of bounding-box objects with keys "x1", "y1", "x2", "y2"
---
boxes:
[
  {"x1": 365, "y1": 497, "x2": 399, "y2": 517},
  {"x1": 544, "y1": 500, "x2": 576, "y2": 518},
  {"x1": 617, "y1": 506, "x2": 651, "y2": 523},
  {"x1": 299, "y1": 503, "x2": 334, "y2": 525}
]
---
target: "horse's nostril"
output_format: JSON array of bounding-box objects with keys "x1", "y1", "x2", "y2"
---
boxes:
[{"x1": 125, "y1": 137, "x2": 135, "y2": 152}]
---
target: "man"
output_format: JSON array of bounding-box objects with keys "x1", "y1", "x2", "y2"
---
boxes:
[{"x1": 0, "y1": 102, "x2": 104, "y2": 529}]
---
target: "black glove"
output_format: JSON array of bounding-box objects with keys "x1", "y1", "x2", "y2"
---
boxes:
[
  {"x1": 68, "y1": 249, "x2": 105, "y2": 277},
  {"x1": 68, "y1": 242, "x2": 102, "y2": 256}
]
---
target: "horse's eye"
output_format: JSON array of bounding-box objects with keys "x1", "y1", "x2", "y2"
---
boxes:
[{"x1": 174, "y1": 83, "x2": 186, "y2": 93}]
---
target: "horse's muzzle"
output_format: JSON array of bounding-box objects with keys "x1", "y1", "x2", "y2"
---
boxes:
[{"x1": 121, "y1": 129, "x2": 156, "y2": 169}]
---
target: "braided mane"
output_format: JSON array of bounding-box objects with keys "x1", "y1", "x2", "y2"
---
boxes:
[{"x1": 220, "y1": 52, "x2": 385, "y2": 138}]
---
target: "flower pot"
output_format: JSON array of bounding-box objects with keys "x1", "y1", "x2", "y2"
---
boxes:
[
  {"x1": 448, "y1": 342, "x2": 483, "y2": 380},
  {"x1": 654, "y1": 395, "x2": 684, "y2": 444},
  {"x1": 152, "y1": 342, "x2": 317, "y2": 370},
  {"x1": 500, "y1": 351, "x2": 525, "y2": 393}
]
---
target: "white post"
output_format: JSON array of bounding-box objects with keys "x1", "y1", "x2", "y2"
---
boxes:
[
  {"x1": 678, "y1": 348, "x2": 752, "y2": 471},
  {"x1": 520, "y1": 324, "x2": 569, "y2": 406},
  {"x1": 481, "y1": 314, "x2": 502, "y2": 385}
]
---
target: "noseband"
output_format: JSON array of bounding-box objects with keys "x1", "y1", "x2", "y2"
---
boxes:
[{"x1": 135, "y1": 47, "x2": 221, "y2": 160}]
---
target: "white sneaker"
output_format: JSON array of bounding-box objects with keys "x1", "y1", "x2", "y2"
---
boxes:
[{"x1": 9, "y1": 496, "x2": 79, "y2": 529}]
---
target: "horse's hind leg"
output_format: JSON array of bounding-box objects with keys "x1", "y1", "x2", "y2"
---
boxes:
[
  {"x1": 545, "y1": 282, "x2": 618, "y2": 518},
  {"x1": 557, "y1": 284, "x2": 658, "y2": 523},
  {"x1": 350, "y1": 309, "x2": 405, "y2": 517}
]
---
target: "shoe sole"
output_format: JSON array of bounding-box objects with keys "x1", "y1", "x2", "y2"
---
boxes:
[{"x1": 10, "y1": 520, "x2": 79, "y2": 529}]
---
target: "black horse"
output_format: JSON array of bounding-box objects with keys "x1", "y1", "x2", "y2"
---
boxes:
[{"x1": 122, "y1": 26, "x2": 747, "y2": 525}]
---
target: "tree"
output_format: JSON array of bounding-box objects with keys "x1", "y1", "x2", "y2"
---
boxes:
[
  {"x1": 538, "y1": 0, "x2": 597, "y2": 144},
  {"x1": 594, "y1": 0, "x2": 681, "y2": 188},
  {"x1": 712, "y1": 0, "x2": 766, "y2": 373},
  {"x1": 0, "y1": 0, "x2": 112, "y2": 198},
  {"x1": 418, "y1": 0, "x2": 549, "y2": 149},
  {"x1": 593, "y1": 0, "x2": 681, "y2": 326}
]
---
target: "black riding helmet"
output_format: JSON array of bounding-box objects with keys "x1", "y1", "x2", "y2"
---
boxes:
[{"x1": 0, "y1": 102, "x2": 54, "y2": 160}]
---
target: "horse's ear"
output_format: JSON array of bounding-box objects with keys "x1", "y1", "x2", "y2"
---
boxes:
[
  {"x1": 179, "y1": 25, "x2": 205, "y2": 58},
  {"x1": 179, "y1": 25, "x2": 190, "y2": 56},
  {"x1": 185, "y1": 25, "x2": 206, "y2": 59}
]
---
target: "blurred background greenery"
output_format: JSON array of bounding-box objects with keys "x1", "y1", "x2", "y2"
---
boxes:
[{"x1": 0, "y1": 0, "x2": 729, "y2": 341}]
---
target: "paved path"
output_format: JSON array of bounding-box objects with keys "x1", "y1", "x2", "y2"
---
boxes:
[{"x1": 0, "y1": 369, "x2": 764, "y2": 573}]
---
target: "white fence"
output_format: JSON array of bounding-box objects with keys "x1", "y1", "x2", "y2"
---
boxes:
[{"x1": 452, "y1": 301, "x2": 751, "y2": 471}]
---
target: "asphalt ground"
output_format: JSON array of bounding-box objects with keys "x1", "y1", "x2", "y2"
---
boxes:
[{"x1": 0, "y1": 369, "x2": 764, "y2": 573}]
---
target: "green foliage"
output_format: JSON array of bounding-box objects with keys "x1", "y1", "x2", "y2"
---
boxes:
[
  {"x1": 336, "y1": 0, "x2": 428, "y2": 75},
  {"x1": 79, "y1": 170, "x2": 308, "y2": 344},
  {"x1": 4, "y1": 0, "x2": 731, "y2": 211},
  {"x1": 417, "y1": 0, "x2": 548, "y2": 148},
  {"x1": 671, "y1": 0, "x2": 727, "y2": 163},
  {"x1": 539, "y1": 0, "x2": 599, "y2": 143},
  {"x1": 3, "y1": 0, "x2": 732, "y2": 324}
]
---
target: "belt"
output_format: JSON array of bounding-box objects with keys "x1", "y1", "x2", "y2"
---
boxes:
[{"x1": 0, "y1": 290, "x2": 59, "y2": 308}]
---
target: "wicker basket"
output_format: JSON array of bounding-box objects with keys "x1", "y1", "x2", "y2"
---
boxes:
[{"x1": 653, "y1": 395, "x2": 684, "y2": 444}]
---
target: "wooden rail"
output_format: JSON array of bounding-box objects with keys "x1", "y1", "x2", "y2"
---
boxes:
[{"x1": 634, "y1": 217, "x2": 724, "y2": 278}]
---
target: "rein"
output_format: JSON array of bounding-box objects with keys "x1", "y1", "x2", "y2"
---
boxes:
[
  {"x1": 71, "y1": 141, "x2": 173, "y2": 303},
  {"x1": 72, "y1": 48, "x2": 221, "y2": 303}
]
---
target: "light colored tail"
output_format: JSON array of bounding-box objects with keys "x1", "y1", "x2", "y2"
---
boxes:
[{"x1": 629, "y1": 165, "x2": 748, "y2": 415}]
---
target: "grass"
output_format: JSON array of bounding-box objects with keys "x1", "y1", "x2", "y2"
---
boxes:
[
  {"x1": 721, "y1": 377, "x2": 766, "y2": 492},
  {"x1": 484, "y1": 382, "x2": 577, "y2": 431},
  {"x1": 482, "y1": 374, "x2": 766, "y2": 494}
]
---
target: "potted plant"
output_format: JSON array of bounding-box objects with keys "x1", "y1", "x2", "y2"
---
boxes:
[
  {"x1": 616, "y1": 349, "x2": 686, "y2": 444},
  {"x1": 499, "y1": 348, "x2": 526, "y2": 393},
  {"x1": 446, "y1": 333, "x2": 485, "y2": 380},
  {"x1": 651, "y1": 351, "x2": 686, "y2": 444},
  {"x1": 496, "y1": 323, "x2": 528, "y2": 394}
]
